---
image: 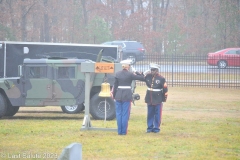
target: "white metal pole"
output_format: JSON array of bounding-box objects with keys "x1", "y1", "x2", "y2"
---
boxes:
[
  {"x1": 85, "y1": 72, "x2": 90, "y2": 128},
  {"x1": 104, "y1": 98, "x2": 106, "y2": 123}
]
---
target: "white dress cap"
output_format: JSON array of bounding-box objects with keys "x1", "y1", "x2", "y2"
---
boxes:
[
  {"x1": 149, "y1": 63, "x2": 160, "y2": 69},
  {"x1": 120, "y1": 59, "x2": 132, "y2": 65}
]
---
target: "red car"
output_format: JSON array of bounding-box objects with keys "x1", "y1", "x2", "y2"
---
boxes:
[{"x1": 207, "y1": 48, "x2": 240, "y2": 68}]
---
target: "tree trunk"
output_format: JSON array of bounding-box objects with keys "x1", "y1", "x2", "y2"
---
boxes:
[
  {"x1": 81, "y1": 0, "x2": 88, "y2": 26},
  {"x1": 238, "y1": 0, "x2": 240, "y2": 46},
  {"x1": 21, "y1": 4, "x2": 27, "y2": 41},
  {"x1": 43, "y1": 0, "x2": 50, "y2": 42}
]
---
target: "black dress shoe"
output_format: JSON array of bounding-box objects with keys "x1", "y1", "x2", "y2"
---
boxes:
[{"x1": 153, "y1": 131, "x2": 160, "y2": 133}]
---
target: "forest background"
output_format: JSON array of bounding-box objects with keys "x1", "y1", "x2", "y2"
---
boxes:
[{"x1": 0, "y1": 0, "x2": 239, "y2": 55}]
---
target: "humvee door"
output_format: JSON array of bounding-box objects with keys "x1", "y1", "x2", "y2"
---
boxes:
[{"x1": 23, "y1": 65, "x2": 53, "y2": 105}]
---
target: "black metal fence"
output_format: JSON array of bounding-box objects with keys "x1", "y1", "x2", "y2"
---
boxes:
[{"x1": 133, "y1": 55, "x2": 240, "y2": 89}]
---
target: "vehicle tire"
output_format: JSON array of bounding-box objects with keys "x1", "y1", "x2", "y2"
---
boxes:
[
  {"x1": 5, "y1": 106, "x2": 20, "y2": 117},
  {"x1": 90, "y1": 93, "x2": 116, "y2": 120},
  {"x1": 0, "y1": 93, "x2": 7, "y2": 118},
  {"x1": 217, "y1": 60, "x2": 227, "y2": 69},
  {"x1": 61, "y1": 104, "x2": 84, "y2": 114},
  {"x1": 127, "y1": 55, "x2": 136, "y2": 65}
]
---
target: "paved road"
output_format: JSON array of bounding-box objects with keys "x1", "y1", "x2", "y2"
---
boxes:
[{"x1": 132, "y1": 64, "x2": 240, "y2": 73}]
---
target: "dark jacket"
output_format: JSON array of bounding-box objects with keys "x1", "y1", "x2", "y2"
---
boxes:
[
  {"x1": 145, "y1": 73, "x2": 168, "y2": 105},
  {"x1": 113, "y1": 69, "x2": 145, "y2": 101}
]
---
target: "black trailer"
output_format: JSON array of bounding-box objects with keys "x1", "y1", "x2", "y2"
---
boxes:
[{"x1": 0, "y1": 41, "x2": 120, "y2": 78}]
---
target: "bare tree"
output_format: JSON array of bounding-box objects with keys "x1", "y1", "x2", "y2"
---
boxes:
[
  {"x1": 43, "y1": 0, "x2": 50, "y2": 42},
  {"x1": 0, "y1": 0, "x2": 238, "y2": 54}
]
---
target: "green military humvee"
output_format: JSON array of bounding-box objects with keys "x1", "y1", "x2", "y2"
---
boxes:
[{"x1": 0, "y1": 58, "x2": 119, "y2": 120}]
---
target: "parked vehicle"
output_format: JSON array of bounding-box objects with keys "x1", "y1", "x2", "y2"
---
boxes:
[
  {"x1": 0, "y1": 41, "x2": 123, "y2": 119},
  {"x1": 0, "y1": 42, "x2": 142, "y2": 119},
  {"x1": 0, "y1": 41, "x2": 121, "y2": 78},
  {"x1": 102, "y1": 41, "x2": 145, "y2": 64},
  {"x1": 207, "y1": 48, "x2": 240, "y2": 68}
]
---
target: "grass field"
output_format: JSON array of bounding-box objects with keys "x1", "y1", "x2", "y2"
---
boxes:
[{"x1": 0, "y1": 86, "x2": 239, "y2": 160}]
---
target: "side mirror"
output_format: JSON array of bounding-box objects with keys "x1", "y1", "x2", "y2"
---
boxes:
[{"x1": 18, "y1": 65, "x2": 23, "y2": 77}]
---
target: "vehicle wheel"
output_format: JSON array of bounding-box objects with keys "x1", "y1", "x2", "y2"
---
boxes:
[
  {"x1": 0, "y1": 93, "x2": 7, "y2": 118},
  {"x1": 5, "y1": 106, "x2": 19, "y2": 117},
  {"x1": 217, "y1": 60, "x2": 227, "y2": 69},
  {"x1": 90, "y1": 93, "x2": 116, "y2": 120},
  {"x1": 61, "y1": 104, "x2": 84, "y2": 114},
  {"x1": 127, "y1": 55, "x2": 136, "y2": 64}
]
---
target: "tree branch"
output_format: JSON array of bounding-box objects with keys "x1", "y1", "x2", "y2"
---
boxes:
[{"x1": 23, "y1": 1, "x2": 37, "y2": 17}]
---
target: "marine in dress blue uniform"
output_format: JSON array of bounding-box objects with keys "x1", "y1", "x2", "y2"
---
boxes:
[
  {"x1": 112, "y1": 60, "x2": 145, "y2": 135},
  {"x1": 144, "y1": 63, "x2": 168, "y2": 133}
]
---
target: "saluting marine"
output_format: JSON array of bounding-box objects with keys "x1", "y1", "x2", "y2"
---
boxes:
[
  {"x1": 144, "y1": 63, "x2": 168, "y2": 133},
  {"x1": 112, "y1": 60, "x2": 145, "y2": 135}
]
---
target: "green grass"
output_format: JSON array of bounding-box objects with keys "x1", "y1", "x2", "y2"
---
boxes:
[{"x1": 0, "y1": 86, "x2": 240, "y2": 160}]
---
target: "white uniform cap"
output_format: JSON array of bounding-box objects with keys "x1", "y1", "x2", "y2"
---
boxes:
[
  {"x1": 150, "y1": 63, "x2": 160, "y2": 69},
  {"x1": 120, "y1": 59, "x2": 132, "y2": 65}
]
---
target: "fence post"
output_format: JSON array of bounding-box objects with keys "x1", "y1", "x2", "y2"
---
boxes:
[
  {"x1": 218, "y1": 54, "x2": 221, "y2": 88},
  {"x1": 171, "y1": 53, "x2": 174, "y2": 87},
  {"x1": 218, "y1": 66, "x2": 221, "y2": 88}
]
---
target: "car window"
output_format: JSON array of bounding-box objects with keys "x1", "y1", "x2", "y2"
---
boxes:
[
  {"x1": 225, "y1": 50, "x2": 237, "y2": 55},
  {"x1": 58, "y1": 67, "x2": 75, "y2": 79},
  {"x1": 112, "y1": 42, "x2": 125, "y2": 48},
  {"x1": 124, "y1": 42, "x2": 143, "y2": 49},
  {"x1": 28, "y1": 66, "x2": 47, "y2": 78}
]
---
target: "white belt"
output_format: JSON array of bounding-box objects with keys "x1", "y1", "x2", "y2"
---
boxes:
[
  {"x1": 118, "y1": 86, "x2": 131, "y2": 89},
  {"x1": 148, "y1": 88, "x2": 162, "y2": 91}
]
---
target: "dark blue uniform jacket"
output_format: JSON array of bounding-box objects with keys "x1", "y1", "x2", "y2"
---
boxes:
[
  {"x1": 145, "y1": 73, "x2": 168, "y2": 105},
  {"x1": 113, "y1": 69, "x2": 145, "y2": 101}
]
